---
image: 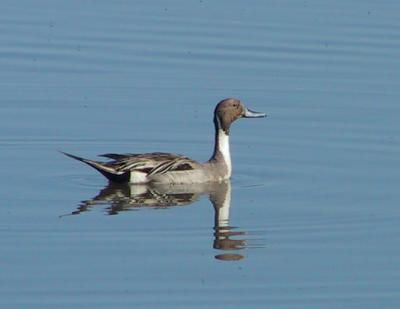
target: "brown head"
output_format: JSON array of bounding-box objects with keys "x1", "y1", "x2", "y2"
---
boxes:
[{"x1": 214, "y1": 98, "x2": 266, "y2": 135}]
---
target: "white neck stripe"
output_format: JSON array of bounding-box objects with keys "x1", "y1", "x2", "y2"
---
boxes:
[{"x1": 217, "y1": 129, "x2": 231, "y2": 177}]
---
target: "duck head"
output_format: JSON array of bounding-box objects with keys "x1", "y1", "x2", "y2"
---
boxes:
[{"x1": 214, "y1": 98, "x2": 266, "y2": 135}]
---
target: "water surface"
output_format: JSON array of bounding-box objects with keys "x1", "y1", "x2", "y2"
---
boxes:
[{"x1": 1, "y1": 1, "x2": 400, "y2": 308}]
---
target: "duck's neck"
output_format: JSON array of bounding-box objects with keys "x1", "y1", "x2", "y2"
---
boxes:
[{"x1": 210, "y1": 116, "x2": 232, "y2": 177}]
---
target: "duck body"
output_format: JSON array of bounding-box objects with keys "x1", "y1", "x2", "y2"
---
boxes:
[
  {"x1": 64, "y1": 151, "x2": 227, "y2": 184},
  {"x1": 63, "y1": 98, "x2": 265, "y2": 184}
]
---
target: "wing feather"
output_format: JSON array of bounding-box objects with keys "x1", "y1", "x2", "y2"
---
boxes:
[
  {"x1": 63, "y1": 151, "x2": 199, "y2": 183},
  {"x1": 104, "y1": 152, "x2": 198, "y2": 175}
]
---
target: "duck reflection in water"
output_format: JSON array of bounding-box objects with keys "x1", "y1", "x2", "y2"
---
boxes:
[{"x1": 63, "y1": 181, "x2": 250, "y2": 261}]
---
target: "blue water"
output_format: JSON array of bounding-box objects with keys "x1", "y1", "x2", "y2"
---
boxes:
[{"x1": 1, "y1": 1, "x2": 400, "y2": 308}]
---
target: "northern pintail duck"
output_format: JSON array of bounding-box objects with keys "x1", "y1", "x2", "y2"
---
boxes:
[{"x1": 63, "y1": 98, "x2": 265, "y2": 184}]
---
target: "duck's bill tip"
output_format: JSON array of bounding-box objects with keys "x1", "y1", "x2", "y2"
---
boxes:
[{"x1": 243, "y1": 108, "x2": 267, "y2": 118}]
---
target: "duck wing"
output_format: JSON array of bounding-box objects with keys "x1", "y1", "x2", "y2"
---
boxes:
[
  {"x1": 63, "y1": 151, "x2": 199, "y2": 183},
  {"x1": 102, "y1": 152, "x2": 198, "y2": 175}
]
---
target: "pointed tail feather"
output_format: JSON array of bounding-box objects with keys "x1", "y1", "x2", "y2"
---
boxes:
[{"x1": 60, "y1": 151, "x2": 130, "y2": 183}]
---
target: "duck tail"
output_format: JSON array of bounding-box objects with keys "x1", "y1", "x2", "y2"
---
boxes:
[{"x1": 60, "y1": 151, "x2": 129, "y2": 183}]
